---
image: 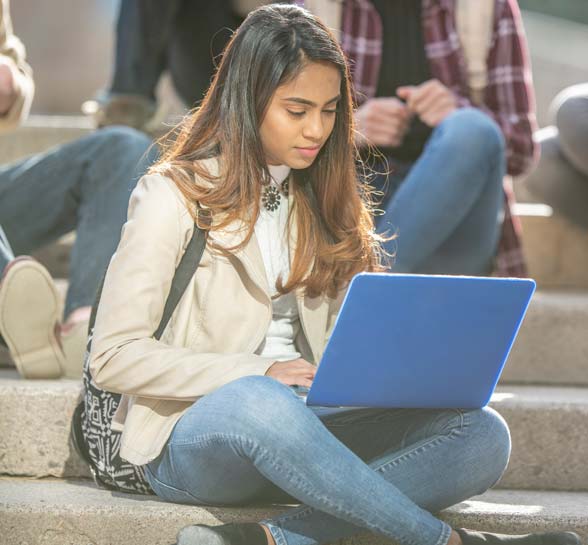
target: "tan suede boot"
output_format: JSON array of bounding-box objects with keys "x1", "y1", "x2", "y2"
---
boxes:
[{"x1": 0, "y1": 258, "x2": 65, "y2": 379}]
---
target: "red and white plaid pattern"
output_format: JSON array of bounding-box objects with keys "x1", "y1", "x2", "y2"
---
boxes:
[{"x1": 300, "y1": 0, "x2": 537, "y2": 276}]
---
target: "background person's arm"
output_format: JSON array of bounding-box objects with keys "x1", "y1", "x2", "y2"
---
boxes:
[{"x1": 0, "y1": 0, "x2": 34, "y2": 131}]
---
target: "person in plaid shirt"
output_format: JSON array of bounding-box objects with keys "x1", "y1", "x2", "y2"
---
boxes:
[{"x1": 301, "y1": 0, "x2": 538, "y2": 277}]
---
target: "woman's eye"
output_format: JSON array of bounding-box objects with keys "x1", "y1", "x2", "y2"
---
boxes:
[
  {"x1": 323, "y1": 109, "x2": 338, "y2": 115},
  {"x1": 287, "y1": 110, "x2": 306, "y2": 117}
]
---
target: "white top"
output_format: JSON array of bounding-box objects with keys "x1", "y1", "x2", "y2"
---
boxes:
[{"x1": 254, "y1": 165, "x2": 302, "y2": 362}]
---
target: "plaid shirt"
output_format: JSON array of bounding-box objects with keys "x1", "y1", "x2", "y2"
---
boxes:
[{"x1": 303, "y1": 0, "x2": 538, "y2": 276}]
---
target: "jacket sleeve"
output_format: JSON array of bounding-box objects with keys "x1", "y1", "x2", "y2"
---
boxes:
[
  {"x1": 0, "y1": 0, "x2": 34, "y2": 131},
  {"x1": 456, "y1": 0, "x2": 538, "y2": 177},
  {"x1": 89, "y1": 174, "x2": 276, "y2": 401}
]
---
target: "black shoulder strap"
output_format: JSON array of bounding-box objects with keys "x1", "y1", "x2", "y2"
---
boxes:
[
  {"x1": 154, "y1": 225, "x2": 207, "y2": 339},
  {"x1": 89, "y1": 224, "x2": 207, "y2": 340}
]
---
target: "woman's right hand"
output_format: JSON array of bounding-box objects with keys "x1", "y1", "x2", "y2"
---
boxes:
[{"x1": 265, "y1": 358, "x2": 316, "y2": 388}]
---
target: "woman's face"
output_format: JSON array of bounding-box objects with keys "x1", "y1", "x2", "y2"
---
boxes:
[{"x1": 259, "y1": 60, "x2": 342, "y2": 169}]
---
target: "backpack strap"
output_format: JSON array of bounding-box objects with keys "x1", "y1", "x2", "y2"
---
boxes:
[
  {"x1": 154, "y1": 224, "x2": 207, "y2": 339},
  {"x1": 455, "y1": 0, "x2": 495, "y2": 106}
]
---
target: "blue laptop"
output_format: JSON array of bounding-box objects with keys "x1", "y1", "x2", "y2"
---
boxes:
[{"x1": 304, "y1": 273, "x2": 535, "y2": 410}]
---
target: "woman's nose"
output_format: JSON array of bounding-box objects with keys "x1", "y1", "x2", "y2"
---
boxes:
[{"x1": 302, "y1": 113, "x2": 324, "y2": 141}]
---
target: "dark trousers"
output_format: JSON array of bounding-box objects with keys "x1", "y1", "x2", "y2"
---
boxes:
[{"x1": 111, "y1": 0, "x2": 240, "y2": 107}]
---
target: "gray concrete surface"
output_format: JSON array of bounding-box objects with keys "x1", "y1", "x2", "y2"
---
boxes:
[
  {"x1": 0, "y1": 371, "x2": 89, "y2": 479},
  {"x1": 503, "y1": 291, "x2": 588, "y2": 385},
  {"x1": 2, "y1": 372, "x2": 588, "y2": 491},
  {"x1": 0, "y1": 115, "x2": 92, "y2": 164},
  {"x1": 1, "y1": 478, "x2": 587, "y2": 545},
  {"x1": 518, "y1": 211, "x2": 588, "y2": 290},
  {"x1": 491, "y1": 386, "x2": 588, "y2": 491}
]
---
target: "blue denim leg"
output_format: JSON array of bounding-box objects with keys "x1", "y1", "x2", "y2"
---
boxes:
[
  {"x1": 0, "y1": 225, "x2": 14, "y2": 273},
  {"x1": 145, "y1": 376, "x2": 510, "y2": 545},
  {"x1": 376, "y1": 108, "x2": 506, "y2": 275},
  {"x1": 0, "y1": 126, "x2": 154, "y2": 317},
  {"x1": 262, "y1": 405, "x2": 510, "y2": 545}
]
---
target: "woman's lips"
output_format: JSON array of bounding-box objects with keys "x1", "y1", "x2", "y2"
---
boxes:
[{"x1": 295, "y1": 145, "x2": 321, "y2": 158}]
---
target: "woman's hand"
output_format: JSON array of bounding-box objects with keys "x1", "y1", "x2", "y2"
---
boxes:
[
  {"x1": 397, "y1": 79, "x2": 458, "y2": 127},
  {"x1": 265, "y1": 358, "x2": 316, "y2": 387}
]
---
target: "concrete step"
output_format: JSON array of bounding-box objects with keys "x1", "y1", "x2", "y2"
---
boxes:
[
  {"x1": 1, "y1": 371, "x2": 587, "y2": 490},
  {"x1": 503, "y1": 290, "x2": 588, "y2": 386},
  {"x1": 0, "y1": 371, "x2": 90, "y2": 479},
  {"x1": 517, "y1": 207, "x2": 588, "y2": 291},
  {"x1": 0, "y1": 115, "x2": 92, "y2": 165},
  {"x1": 0, "y1": 477, "x2": 587, "y2": 545},
  {"x1": 490, "y1": 385, "x2": 588, "y2": 491}
]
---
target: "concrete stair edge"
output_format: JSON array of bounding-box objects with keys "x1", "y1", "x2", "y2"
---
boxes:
[
  {"x1": 1, "y1": 373, "x2": 588, "y2": 491},
  {"x1": 503, "y1": 290, "x2": 588, "y2": 386},
  {"x1": 1, "y1": 478, "x2": 587, "y2": 545}
]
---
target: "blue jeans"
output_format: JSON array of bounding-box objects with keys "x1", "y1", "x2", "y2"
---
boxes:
[
  {"x1": 373, "y1": 108, "x2": 506, "y2": 276},
  {"x1": 145, "y1": 375, "x2": 511, "y2": 545},
  {"x1": 0, "y1": 126, "x2": 154, "y2": 317}
]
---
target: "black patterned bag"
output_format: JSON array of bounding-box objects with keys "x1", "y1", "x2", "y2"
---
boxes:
[{"x1": 70, "y1": 224, "x2": 206, "y2": 494}]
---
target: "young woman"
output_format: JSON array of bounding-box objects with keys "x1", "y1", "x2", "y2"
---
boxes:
[{"x1": 89, "y1": 5, "x2": 581, "y2": 545}]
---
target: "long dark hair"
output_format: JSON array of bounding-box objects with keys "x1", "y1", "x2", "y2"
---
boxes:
[{"x1": 152, "y1": 3, "x2": 386, "y2": 298}]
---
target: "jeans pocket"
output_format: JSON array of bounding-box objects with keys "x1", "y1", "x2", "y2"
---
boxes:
[{"x1": 143, "y1": 463, "x2": 205, "y2": 506}]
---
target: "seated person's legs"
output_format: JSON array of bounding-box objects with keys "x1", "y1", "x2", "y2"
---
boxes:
[
  {"x1": 0, "y1": 126, "x2": 154, "y2": 378},
  {"x1": 551, "y1": 83, "x2": 588, "y2": 176},
  {"x1": 168, "y1": 1, "x2": 240, "y2": 107},
  {"x1": 525, "y1": 83, "x2": 588, "y2": 229},
  {"x1": 376, "y1": 108, "x2": 505, "y2": 275}
]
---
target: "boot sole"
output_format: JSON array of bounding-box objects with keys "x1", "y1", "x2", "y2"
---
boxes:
[{"x1": 0, "y1": 258, "x2": 64, "y2": 378}]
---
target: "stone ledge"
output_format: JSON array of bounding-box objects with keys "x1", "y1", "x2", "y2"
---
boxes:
[
  {"x1": 503, "y1": 290, "x2": 588, "y2": 386},
  {"x1": 1, "y1": 372, "x2": 588, "y2": 491},
  {"x1": 1, "y1": 478, "x2": 587, "y2": 545},
  {"x1": 0, "y1": 116, "x2": 92, "y2": 165},
  {"x1": 519, "y1": 211, "x2": 588, "y2": 290}
]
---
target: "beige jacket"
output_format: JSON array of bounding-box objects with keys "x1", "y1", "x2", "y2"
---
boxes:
[
  {"x1": 90, "y1": 159, "x2": 344, "y2": 466},
  {"x1": 0, "y1": 0, "x2": 34, "y2": 132}
]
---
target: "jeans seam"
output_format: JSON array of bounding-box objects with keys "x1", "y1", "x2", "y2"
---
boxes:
[
  {"x1": 266, "y1": 410, "x2": 470, "y2": 545},
  {"x1": 435, "y1": 521, "x2": 453, "y2": 545},
  {"x1": 259, "y1": 521, "x2": 289, "y2": 545},
  {"x1": 144, "y1": 463, "x2": 208, "y2": 504},
  {"x1": 170, "y1": 432, "x2": 341, "y2": 514},
  {"x1": 266, "y1": 505, "x2": 315, "y2": 526},
  {"x1": 372, "y1": 410, "x2": 467, "y2": 474}
]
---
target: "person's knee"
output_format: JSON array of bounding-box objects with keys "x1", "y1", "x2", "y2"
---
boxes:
[
  {"x1": 97, "y1": 125, "x2": 152, "y2": 155},
  {"x1": 468, "y1": 407, "x2": 511, "y2": 488},
  {"x1": 437, "y1": 108, "x2": 505, "y2": 164},
  {"x1": 217, "y1": 375, "x2": 297, "y2": 428},
  {"x1": 555, "y1": 95, "x2": 588, "y2": 175}
]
